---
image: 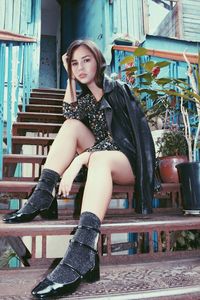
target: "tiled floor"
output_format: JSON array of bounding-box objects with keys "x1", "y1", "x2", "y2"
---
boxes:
[{"x1": 1, "y1": 257, "x2": 200, "y2": 299}]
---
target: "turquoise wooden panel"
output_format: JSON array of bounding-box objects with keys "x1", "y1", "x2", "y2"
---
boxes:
[
  {"x1": 13, "y1": 0, "x2": 21, "y2": 33},
  {"x1": 26, "y1": 0, "x2": 32, "y2": 23},
  {"x1": 20, "y1": 0, "x2": 28, "y2": 35},
  {"x1": 39, "y1": 36, "x2": 57, "y2": 88},
  {"x1": 0, "y1": 0, "x2": 6, "y2": 29},
  {"x1": 120, "y1": 0, "x2": 128, "y2": 34},
  {"x1": 127, "y1": 0, "x2": 134, "y2": 37},
  {"x1": 4, "y1": 0, "x2": 13, "y2": 31}
]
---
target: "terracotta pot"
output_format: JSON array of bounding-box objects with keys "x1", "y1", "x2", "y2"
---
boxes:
[{"x1": 159, "y1": 155, "x2": 188, "y2": 183}]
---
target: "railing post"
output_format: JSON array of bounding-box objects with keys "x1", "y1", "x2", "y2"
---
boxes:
[
  {"x1": 22, "y1": 43, "x2": 28, "y2": 112},
  {"x1": 0, "y1": 43, "x2": 6, "y2": 179},
  {"x1": 14, "y1": 44, "x2": 23, "y2": 118},
  {"x1": 6, "y1": 43, "x2": 13, "y2": 154}
]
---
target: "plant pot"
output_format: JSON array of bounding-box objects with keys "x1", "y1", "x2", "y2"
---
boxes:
[
  {"x1": 159, "y1": 155, "x2": 188, "y2": 183},
  {"x1": 176, "y1": 162, "x2": 200, "y2": 214}
]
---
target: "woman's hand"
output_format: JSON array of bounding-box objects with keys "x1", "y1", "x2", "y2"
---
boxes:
[
  {"x1": 62, "y1": 53, "x2": 69, "y2": 73},
  {"x1": 62, "y1": 52, "x2": 75, "y2": 80},
  {"x1": 58, "y1": 152, "x2": 91, "y2": 197}
]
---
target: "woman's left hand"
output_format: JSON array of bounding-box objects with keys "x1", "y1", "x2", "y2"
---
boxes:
[{"x1": 58, "y1": 152, "x2": 91, "y2": 197}]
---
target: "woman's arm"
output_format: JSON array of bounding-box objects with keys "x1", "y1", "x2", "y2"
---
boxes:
[
  {"x1": 58, "y1": 152, "x2": 91, "y2": 196},
  {"x1": 62, "y1": 53, "x2": 77, "y2": 103},
  {"x1": 63, "y1": 78, "x2": 77, "y2": 103}
]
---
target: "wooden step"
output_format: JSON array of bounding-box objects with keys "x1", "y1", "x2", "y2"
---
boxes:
[
  {"x1": 3, "y1": 154, "x2": 47, "y2": 181},
  {"x1": 0, "y1": 179, "x2": 181, "y2": 216},
  {"x1": 30, "y1": 91, "x2": 64, "y2": 99},
  {"x1": 32, "y1": 88, "x2": 65, "y2": 94},
  {"x1": 9, "y1": 136, "x2": 54, "y2": 149},
  {"x1": 18, "y1": 104, "x2": 62, "y2": 114},
  {"x1": 12, "y1": 122, "x2": 61, "y2": 135},
  {"x1": 3, "y1": 154, "x2": 47, "y2": 164},
  {"x1": 29, "y1": 97, "x2": 63, "y2": 106},
  {"x1": 17, "y1": 112, "x2": 65, "y2": 123},
  {"x1": 1, "y1": 212, "x2": 200, "y2": 265},
  {"x1": 1, "y1": 258, "x2": 200, "y2": 299}
]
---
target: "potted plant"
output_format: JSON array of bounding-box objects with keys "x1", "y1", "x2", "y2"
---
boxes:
[
  {"x1": 156, "y1": 130, "x2": 188, "y2": 183},
  {"x1": 120, "y1": 47, "x2": 200, "y2": 212},
  {"x1": 174, "y1": 52, "x2": 200, "y2": 214}
]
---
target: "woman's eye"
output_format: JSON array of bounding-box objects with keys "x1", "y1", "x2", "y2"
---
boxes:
[
  {"x1": 84, "y1": 58, "x2": 90, "y2": 63},
  {"x1": 71, "y1": 62, "x2": 78, "y2": 67}
]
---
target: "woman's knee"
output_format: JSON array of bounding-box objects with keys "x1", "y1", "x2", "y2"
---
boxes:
[{"x1": 62, "y1": 119, "x2": 84, "y2": 131}]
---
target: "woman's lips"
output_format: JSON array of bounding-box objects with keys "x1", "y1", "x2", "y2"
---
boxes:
[{"x1": 79, "y1": 73, "x2": 87, "y2": 79}]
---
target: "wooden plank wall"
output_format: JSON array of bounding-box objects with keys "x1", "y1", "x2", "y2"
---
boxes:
[
  {"x1": 0, "y1": 0, "x2": 41, "y2": 88},
  {"x1": 113, "y1": 0, "x2": 145, "y2": 42},
  {"x1": 154, "y1": 3, "x2": 180, "y2": 38},
  {"x1": 0, "y1": 0, "x2": 40, "y2": 37},
  {"x1": 182, "y1": 0, "x2": 200, "y2": 42},
  {"x1": 154, "y1": 0, "x2": 200, "y2": 42}
]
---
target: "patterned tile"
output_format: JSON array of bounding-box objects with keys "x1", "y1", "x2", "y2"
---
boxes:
[{"x1": 1, "y1": 258, "x2": 200, "y2": 299}]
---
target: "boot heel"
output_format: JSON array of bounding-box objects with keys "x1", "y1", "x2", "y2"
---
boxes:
[
  {"x1": 84, "y1": 254, "x2": 100, "y2": 283},
  {"x1": 40, "y1": 197, "x2": 58, "y2": 220}
]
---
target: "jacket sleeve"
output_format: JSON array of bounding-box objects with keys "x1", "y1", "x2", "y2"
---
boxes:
[{"x1": 122, "y1": 83, "x2": 156, "y2": 213}]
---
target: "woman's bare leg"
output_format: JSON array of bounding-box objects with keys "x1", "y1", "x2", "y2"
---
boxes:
[
  {"x1": 81, "y1": 151, "x2": 135, "y2": 221},
  {"x1": 44, "y1": 119, "x2": 95, "y2": 175}
]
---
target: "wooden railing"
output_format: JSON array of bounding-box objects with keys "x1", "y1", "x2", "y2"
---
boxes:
[{"x1": 0, "y1": 30, "x2": 36, "y2": 178}]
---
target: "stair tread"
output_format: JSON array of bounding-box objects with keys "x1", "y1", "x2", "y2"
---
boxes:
[
  {"x1": 3, "y1": 154, "x2": 47, "y2": 158},
  {"x1": 32, "y1": 88, "x2": 65, "y2": 92},
  {"x1": 0, "y1": 212, "x2": 200, "y2": 235},
  {"x1": 7, "y1": 136, "x2": 54, "y2": 141},
  {"x1": 18, "y1": 112, "x2": 63, "y2": 116},
  {"x1": 1, "y1": 258, "x2": 200, "y2": 300},
  {"x1": 29, "y1": 97, "x2": 63, "y2": 101},
  {"x1": 19, "y1": 104, "x2": 62, "y2": 108},
  {"x1": 13, "y1": 121, "x2": 61, "y2": 127},
  {"x1": 3, "y1": 154, "x2": 47, "y2": 162}
]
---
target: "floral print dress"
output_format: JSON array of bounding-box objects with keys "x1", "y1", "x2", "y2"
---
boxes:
[{"x1": 63, "y1": 93, "x2": 120, "y2": 153}]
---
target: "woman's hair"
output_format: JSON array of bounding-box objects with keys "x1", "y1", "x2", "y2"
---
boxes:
[{"x1": 66, "y1": 39, "x2": 106, "y2": 89}]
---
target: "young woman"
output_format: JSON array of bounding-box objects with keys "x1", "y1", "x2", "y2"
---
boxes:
[{"x1": 3, "y1": 40, "x2": 155, "y2": 298}]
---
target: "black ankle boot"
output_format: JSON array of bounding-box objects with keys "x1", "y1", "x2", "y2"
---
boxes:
[
  {"x1": 31, "y1": 212, "x2": 101, "y2": 299},
  {"x1": 3, "y1": 169, "x2": 60, "y2": 223}
]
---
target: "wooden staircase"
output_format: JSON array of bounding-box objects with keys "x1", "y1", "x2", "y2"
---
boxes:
[{"x1": 1, "y1": 87, "x2": 200, "y2": 269}]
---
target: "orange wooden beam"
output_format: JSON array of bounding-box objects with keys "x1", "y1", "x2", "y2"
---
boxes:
[
  {"x1": 0, "y1": 30, "x2": 36, "y2": 43},
  {"x1": 113, "y1": 45, "x2": 198, "y2": 64}
]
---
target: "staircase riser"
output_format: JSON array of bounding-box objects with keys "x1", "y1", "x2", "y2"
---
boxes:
[
  {"x1": 29, "y1": 98, "x2": 63, "y2": 106},
  {"x1": 31, "y1": 92, "x2": 64, "y2": 99},
  {"x1": 19, "y1": 105, "x2": 62, "y2": 113},
  {"x1": 32, "y1": 88, "x2": 65, "y2": 94},
  {"x1": 17, "y1": 115, "x2": 64, "y2": 123}
]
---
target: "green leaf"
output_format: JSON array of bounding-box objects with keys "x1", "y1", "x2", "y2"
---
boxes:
[
  {"x1": 155, "y1": 61, "x2": 171, "y2": 68},
  {"x1": 121, "y1": 66, "x2": 137, "y2": 73},
  {"x1": 133, "y1": 47, "x2": 148, "y2": 57},
  {"x1": 156, "y1": 78, "x2": 173, "y2": 85},
  {"x1": 138, "y1": 89, "x2": 158, "y2": 95},
  {"x1": 120, "y1": 56, "x2": 134, "y2": 65},
  {"x1": 141, "y1": 61, "x2": 155, "y2": 72}
]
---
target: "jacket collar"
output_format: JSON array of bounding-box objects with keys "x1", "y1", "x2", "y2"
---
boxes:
[{"x1": 103, "y1": 74, "x2": 115, "y2": 94}]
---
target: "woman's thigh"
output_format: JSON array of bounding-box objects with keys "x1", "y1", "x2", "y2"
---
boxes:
[
  {"x1": 89, "y1": 150, "x2": 135, "y2": 185},
  {"x1": 62, "y1": 119, "x2": 96, "y2": 153}
]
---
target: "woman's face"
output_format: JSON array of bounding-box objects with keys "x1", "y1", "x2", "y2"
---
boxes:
[{"x1": 71, "y1": 45, "x2": 97, "y2": 86}]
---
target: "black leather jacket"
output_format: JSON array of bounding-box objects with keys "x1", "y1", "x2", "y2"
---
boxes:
[{"x1": 100, "y1": 75, "x2": 156, "y2": 214}]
